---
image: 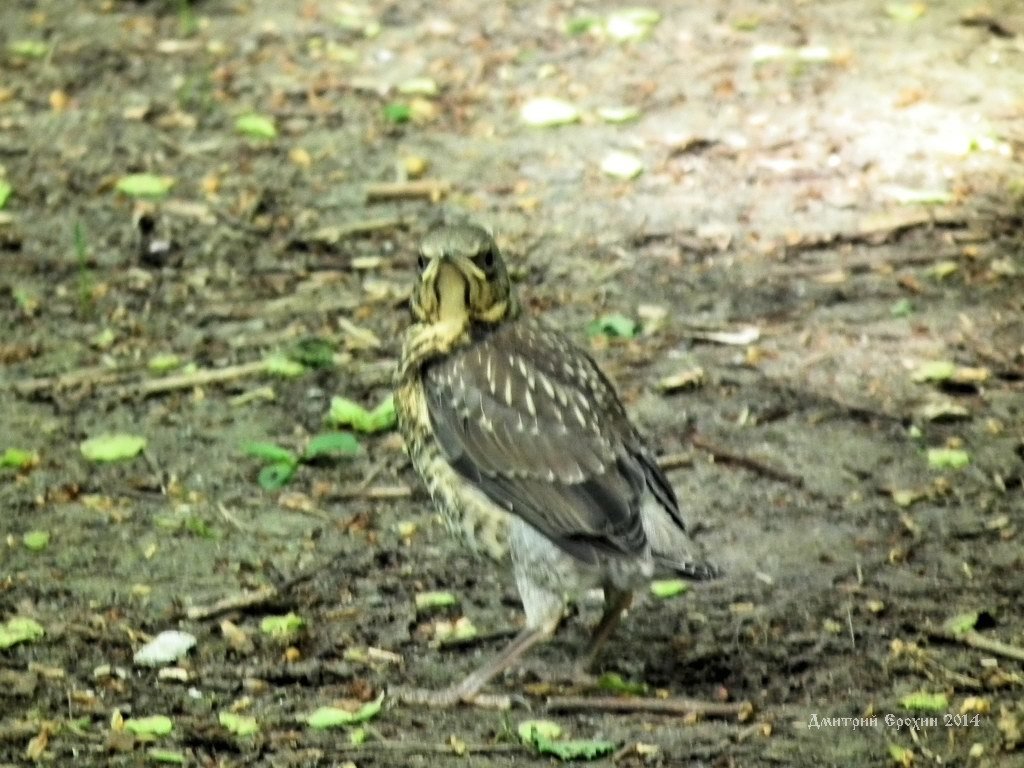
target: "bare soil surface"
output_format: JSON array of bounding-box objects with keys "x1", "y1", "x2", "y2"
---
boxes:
[{"x1": 2, "y1": 1, "x2": 1024, "y2": 766}]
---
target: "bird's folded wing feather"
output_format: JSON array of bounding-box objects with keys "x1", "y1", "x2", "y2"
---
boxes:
[{"x1": 423, "y1": 321, "x2": 655, "y2": 563}]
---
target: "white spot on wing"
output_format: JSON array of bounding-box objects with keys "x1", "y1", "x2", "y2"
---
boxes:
[{"x1": 524, "y1": 388, "x2": 536, "y2": 417}]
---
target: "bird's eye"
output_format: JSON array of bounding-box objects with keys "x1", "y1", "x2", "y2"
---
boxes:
[
  {"x1": 483, "y1": 249, "x2": 495, "y2": 268},
  {"x1": 417, "y1": 253, "x2": 428, "y2": 271}
]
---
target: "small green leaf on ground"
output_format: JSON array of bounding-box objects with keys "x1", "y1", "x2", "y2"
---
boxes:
[
  {"x1": 258, "y1": 462, "x2": 297, "y2": 490},
  {"x1": 1, "y1": 448, "x2": 38, "y2": 470},
  {"x1": 397, "y1": 77, "x2": 438, "y2": 96},
  {"x1": 147, "y1": 749, "x2": 186, "y2": 764},
  {"x1": 80, "y1": 433, "x2": 147, "y2": 462},
  {"x1": 899, "y1": 692, "x2": 948, "y2": 712},
  {"x1": 0, "y1": 617, "x2": 45, "y2": 649},
  {"x1": 519, "y1": 719, "x2": 615, "y2": 761},
  {"x1": 148, "y1": 353, "x2": 182, "y2": 373},
  {"x1": 434, "y1": 616, "x2": 478, "y2": 645},
  {"x1": 888, "y1": 744, "x2": 914, "y2": 767},
  {"x1": 8, "y1": 40, "x2": 48, "y2": 58},
  {"x1": 304, "y1": 432, "x2": 361, "y2": 460},
  {"x1": 305, "y1": 694, "x2": 384, "y2": 729},
  {"x1": 260, "y1": 612, "x2": 305, "y2": 638},
  {"x1": 116, "y1": 174, "x2": 174, "y2": 199},
  {"x1": 565, "y1": 16, "x2": 598, "y2": 35},
  {"x1": 518, "y1": 720, "x2": 563, "y2": 742},
  {"x1": 263, "y1": 353, "x2": 306, "y2": 378},
  {"x1": 650, "y1": 579, "x2": 689, "y2": 599},
  {"x1": 415, "y1": 591, "x2": 458, "y2": 612},
  {"x1": 927, "y1": 448, "x2": 970, "y2": 470},
  {"x1": 291, "y1": 337, "x2": 335, "y2": 368},
  {"x1": 327, "y1": 394, "x2": 396, "y2": 433},
  {"x1": 520, "y1": 97, "x2": 580, "y2": 127},
  {"x1": 596, "y1": 106, "x2": 641, "y2": 123},
  {"x1": 890, "y1": 298, "x2": 913, "y2": 317},
  {"x1": 219, "y1": 711, "x2": 259, "y2": 736},
  {"x1": 23, "y1": 530, "x2": 50, "y2": 551},
  {"x1": 235, "y1": 113, "x2": 277, "y2": 139},
  {"x1": 383, "y1": 102, "x2": 411, "y2": 123},
  {"x1": 885, "y1": 3, "x2": 926, "y2": 22},
  {"x1": 887, "y1": 186, "x2": 952, "y2": 205},
  {"x1": 349, "y1": 726, "x2": 368, "y2": 744},
  {"x1": 911, "y1": 360, "x2": 955, "y2": 383},
  {"x1": 597, "y1": 672, "x2": 647, "y2": 695},
  {"x1": 600, "y1": 150, "x2": 644, "y2": 179},
  {"x1": 605, "y1": 8, "x2": 661, "y2": 42},
  {"x1": 587, "y1": 314, "x2": 639, "y2": 339},
  {"x1": 944, "y1": 612, "x2": 979, "y2": 635},
  {"x1": 0, "y1": 180, "x2": 12, "y2": 209},
  {"x1": 123, "y1": 715, "x2": 174, "y2": 736},
  {"x1": 243, "y1": 441, "x2": 298, "y2": 465}
]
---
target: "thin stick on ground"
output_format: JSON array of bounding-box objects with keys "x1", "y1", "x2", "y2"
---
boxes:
[
  {"x1": 927, "y1": 629, "x2": 1024, "y2": 663},
  {"x1": 545, "y1": 695, "x2": 753, "y2": 719},
  {"x1": 690, "y1": 434, "x2": 805, "y2": 487},
  {"x1": 185, "y1": 585, "x2": 278, "y2": 621}
]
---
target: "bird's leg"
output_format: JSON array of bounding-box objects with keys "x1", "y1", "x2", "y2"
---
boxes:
[
  {"x1": 393, "y1": 617, "x2": 560, "y2": 709},
  {"x1": 575, "y1": 587, "x2": 633, "y2": 677}
]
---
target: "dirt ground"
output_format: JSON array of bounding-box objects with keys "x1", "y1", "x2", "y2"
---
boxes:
[{"x1": 2, "y1": 0, "x2": 1024, "y2": 765}]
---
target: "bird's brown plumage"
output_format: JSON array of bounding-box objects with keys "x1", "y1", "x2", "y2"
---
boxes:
[{"x1": 394, "y1": 222, "x2": 716, "y2": 706}]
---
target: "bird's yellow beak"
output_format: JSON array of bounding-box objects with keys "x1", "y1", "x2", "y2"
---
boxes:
[{"x1": 435, "y1": 260, "x2": 468, "y2": 324}]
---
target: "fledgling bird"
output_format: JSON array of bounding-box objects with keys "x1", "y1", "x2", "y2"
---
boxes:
[{"x1": 395, "y1": 223, "x2": 717, "y2": 707}]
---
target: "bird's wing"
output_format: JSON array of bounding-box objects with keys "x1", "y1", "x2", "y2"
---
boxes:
[{"x1": 423, "y1": 320, "x2": 664, "y2": 564}]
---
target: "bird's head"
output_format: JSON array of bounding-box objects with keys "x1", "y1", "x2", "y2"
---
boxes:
[{"x1": 410, "y1": 224, "x2": 517, "y2": 327}]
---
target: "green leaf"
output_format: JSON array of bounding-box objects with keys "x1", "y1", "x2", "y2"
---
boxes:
[
  {"x1": 80, "y1": 433, "x2": 147, "y2": 462},
  {"x1": 944, "y1": 612, "x2": 979, "y2": 636},
  {"x1": 397, "y1": 77, "x2": 438, "y2": 96},
  {"x1": 890, "y1": 298, "x2": 913, "y2": 317},
  {"x1": 605, "y1": 8, "x2": 661, "y2": 42},
  {"x1": 650, "y1": 579, "x2": 689, "y2": 599},
  {"x1": 414, "y1": 591, "x2": 458, "y2": 612},
  {"x1": 587, "y1": 314, "x2": 639, "y2": 339},
  {"x1": 235, "y1": 113, "x2": 277, "y2": 139},
  {"x1": 242, "y1": 441, "x2": 298, "y2": 465},
  {"x1": 349, "y1": 726, "x2": 368, "y2": 744},
  {"x1": 258, "y1": 462, "x2": 296, "y2": 490},
  {"x1": 305, "y1": 694, "x2": 384, "y2": 729},
  {"x1": 260, "y1": 612, "x2": 306, "y2": 638},
  {"x1": 218, "y1": 711, "x2": 259, "y2": 736},
  {"x1": 597, "y1": 672, "x2": 647, "y2": 695},
  {"x1": 885, "y1": 2, "x2": 926, "y2": 22},
  {"x1": 0, "y1": 180, "x2": 12, "y2": 209},
  {"x1": 124, "y1": 715, "x2": 174, "y2": 736},
  {"x1": 147, "y1": 749, "x2": 186, "y2": 764},
  {"x1": 115, "y1": 174, "x2": 174, "y2": 199},
  {"x1": 519, "y1": 720, "x2": 615, "y2": 761},
  {"x1": 539, "y1": 738, "x2": 617, "y2": 760},
  {"x1": 596, "y1": 106, "x2": 641, "y2": 123},
  {"x1": 304, "y1": 432, "x2": 361, "y2": 461},
  {"x1": 327, "y1": 394, "x2": 396, "y2": 433},
  {"x1": 927, "y1": 448, "x2": 970, "y2": 470},
  {"x1": 565, "y1": 16, "x2": 598, "y2": 35},
  {"x1": 899, "y1": 692, "x2": 948, "y2": 712},
  {"x1": 518, "y1": 720, "x2": 563, "y2": 743},
  {"x1": 520, "y1": 97, "x2": 580, "y2": 127},
  {"x1": 148, "y1": 353, "x2": 182, "y2": 373},
  {"x1": 263, "y1": 353, "x2": 306, "y2": 378},
  {"x1": 383, "y1": 102, "x2": 411, "y2": 124},
  {"x1": 8, "y1": 40, "x2": 48, "y2": 58},
  {"x1": 888, "y1": 744, "x2": 914, "y2": 766},
  {"x1": 23, "y1": 530, "x2": 50, "y2": 551},
  {"x1": 0, "y1": 617, "x2": 45, "y2": 649},
  {"x1": 290, "y1": 337, "x2": 335, "y2": 369},
  {"x1": 1, "y1": 448, "x2": 38, "y2": 470},
  {"x1": 600, "y1": 150, "x2": 644, "y2": 179},
  {"x1": 911, "y1": 360, "x2": 955, "y2": 383}
]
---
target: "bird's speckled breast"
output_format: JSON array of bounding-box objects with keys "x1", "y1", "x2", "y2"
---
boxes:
[{"x1": 395, "y1": 372, "x2": 510, "y2": 561}]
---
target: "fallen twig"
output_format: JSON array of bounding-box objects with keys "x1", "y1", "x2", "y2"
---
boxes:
[
  {"x1": 928, "y1": 629, "x2": 1024, "y2": 664},
  {"x1": 546, "y1": 695, "x2": 752, "y2": 719},
  {"x1": 690, "y1": 434, "x2": 805, "y2": 487},
  {"x1": 365, "y1": 179, "x2": 451, "y2": 203},
  {"x1": 185, "y1": 585, "x2": 278, "y2": 621}
]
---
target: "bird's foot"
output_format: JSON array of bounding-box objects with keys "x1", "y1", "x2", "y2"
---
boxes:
[{"x1": 390, "y1": 684, "x2": 524, "y2": 710}]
